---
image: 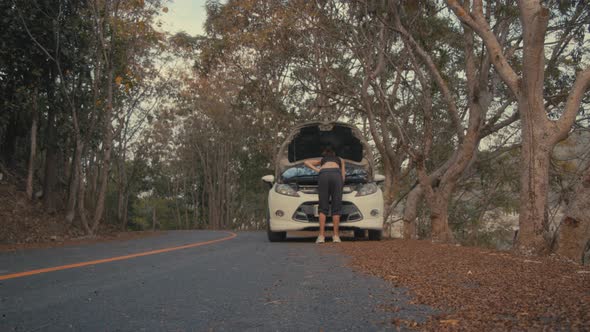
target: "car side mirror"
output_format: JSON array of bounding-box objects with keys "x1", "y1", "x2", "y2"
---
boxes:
[
  {"x1": 261, "y1": 175, "x2": 275, "y2": 186},
  {"x1": 374, "y1": 174, "x2": 385, "y2": 184}
]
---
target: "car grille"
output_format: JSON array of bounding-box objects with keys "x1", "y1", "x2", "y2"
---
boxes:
[
  {"x1": 292, "y1": 201, "x2": 363, "y2": 223},
  {"x1": 298, "y1": 185, "x2": 355, "y2": 195}
]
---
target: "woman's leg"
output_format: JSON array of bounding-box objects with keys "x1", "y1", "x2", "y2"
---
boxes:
[
  {"x1": 319, "y1": 212, "x2": 326, "y2": 237},
  {"x1": 331, "y1": 172, "x2": 343, "y2": 239},
  {"x1": 317, "y1": 172, "x2": 329, "y2": 242},
  {"x1": 332, "y1": 214, "x2": 340, "y2": 238}
]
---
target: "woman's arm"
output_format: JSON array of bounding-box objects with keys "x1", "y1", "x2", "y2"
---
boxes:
[
  {"x1": 304, "y1": 159, "x2": 321, "y2": 173},
  {"x1": 341, "y1": 158, "x2": 346, "y2": 181}
]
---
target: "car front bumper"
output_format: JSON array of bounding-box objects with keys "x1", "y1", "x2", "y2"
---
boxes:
[{"x1": 267, "y1": 185, "x2": 384, "y2": 232}]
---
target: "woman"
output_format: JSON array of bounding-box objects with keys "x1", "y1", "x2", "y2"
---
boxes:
[{"x1": 304, "y1": 145, "x2": 346, "y2": 243}]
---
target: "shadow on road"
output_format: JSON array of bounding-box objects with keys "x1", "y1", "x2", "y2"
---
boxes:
[{"x1": 281, "y1": 235, "x2": 364, "y2": 243}]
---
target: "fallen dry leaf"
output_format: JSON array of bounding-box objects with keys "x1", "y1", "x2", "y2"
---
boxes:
[{"x1": 337, "y1": 239, "x2": 590, "y2": 331}]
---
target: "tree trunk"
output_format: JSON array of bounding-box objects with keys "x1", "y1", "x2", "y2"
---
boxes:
[
  {"x1": 429, "y1": 185, "x2": 455, "y2": 242},
  {"x1": 122, "y1": 194, "x2": 129, "y2": 229},
  {"x1": 118, "y1": 181, "x2": 129, "y2": 231},
  {"x1": 90, "y1": 67, "x2": 114, "y2": 234},
  {"x1": 88, "y1": 153, "x2": 99, "y2": 208},
  {"x1": 515, "y1": 102, "x2": 553, "y2": 254},
  {"x1": 197, "y1": 191, "x2": 200, "y2": 228},
  {"x1": 26, "y1": 89, "x2": 38, "y2": 200},
  {"x1": 200, "y1": 186, "x2": 205, "y2": 228},
  {"x1": 555, "y1": 171, "x2": 590, "y2": 264},
  {"x1": 78, "y1": 161, "x2": 91, "y2": 234},
  {"x1": 117, "y1": 155, "x2": 127, "y2": 230},
  {"x1": 117, "y1": 188, "x2": 126, "y2": 229},
  {"x1": 402, "y1": 185, "x2": 422, "y2": 239},
  {"x1": 152, "y1": 206, "x2": 157, "y2": 231},
  {"x1": 382, "y1": 161, "x2": 400, "y2": 212},
  {"x1": 402, "y1": 159, "x2": 455, "y2": 240},
  {"x1": 183, "y1": 178, "x2": 189, "y2": 229},
  {"x1": 66, "y1": 139, "x2": 84, "y2": 223},
  {"x1": 173, "y1": 180, "x2": 182, "y2": 229},
  {"x1": 43, "y1": 71, "x2": 58, "y2": 212}
]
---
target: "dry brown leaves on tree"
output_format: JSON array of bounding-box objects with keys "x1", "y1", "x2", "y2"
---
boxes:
[{"x1": 338, "y1": 239, "x2": 590, "y2": 331}]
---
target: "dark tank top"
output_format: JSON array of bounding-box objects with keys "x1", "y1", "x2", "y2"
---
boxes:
[{"x1": 320, "y1": 156, "x2": 341, "y2": 167}]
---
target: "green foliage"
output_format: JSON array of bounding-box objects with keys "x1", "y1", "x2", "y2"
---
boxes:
[
  {"x1": 132, "y1": 197, "x2": 178, "y2": 230},
  {"x1": 448, "y1": 149, "x2": 521, "y2": 248},
  {"x1": 2, "y1": 0, "x2": 588, "y2": 243}
]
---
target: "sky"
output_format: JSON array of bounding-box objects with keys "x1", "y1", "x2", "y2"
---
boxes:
[{"x1": 160, "y1": 0, "x2": 209, "y2": 36}]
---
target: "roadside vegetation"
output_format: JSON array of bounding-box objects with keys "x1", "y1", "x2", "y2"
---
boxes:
[{"x1": 1, "y1": 1, "x2": 589, "y2": 263}]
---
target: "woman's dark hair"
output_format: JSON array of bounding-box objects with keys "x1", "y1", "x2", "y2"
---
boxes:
[{"x1": 321, "y1": 144, "x2": 336, "y2": 157}]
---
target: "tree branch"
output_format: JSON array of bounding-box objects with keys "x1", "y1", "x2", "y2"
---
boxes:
[
  {"x1": 391, "y1": 6, "x2": 463, "y2": 141},
  {"x1": 445, "y1": 0, "x2": 521, "y2": 98},
  {"x1": 556, "y1": 68, "x2": 590, "y2": 140}
]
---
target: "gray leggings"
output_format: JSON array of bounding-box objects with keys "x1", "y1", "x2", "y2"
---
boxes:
[{"x1": 318, "y1": 168, "x2": 343, "y2": 215}]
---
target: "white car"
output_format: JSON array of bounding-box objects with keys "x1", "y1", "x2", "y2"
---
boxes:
[{"x1": 262, "y1": 121, "x2": 384, "y2": 242}]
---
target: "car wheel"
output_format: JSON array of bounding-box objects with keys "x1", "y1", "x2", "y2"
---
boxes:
[
  {"x1": 354, "y1": 229, "x2": 366, "y2": 239},
  {"x1": 268, "y1": 230, "x2": 287, "y2": 242},
  {"x1": 266, "y1": 209, "x2": 286, "y2": 242},
  {"x1": 368, "y1": 229, "x2": 382, "y2": 241}
]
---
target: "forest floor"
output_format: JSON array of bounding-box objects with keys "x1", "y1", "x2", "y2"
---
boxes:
[
  {"x1": 0, "y1": 182, "x2": 160, "y2": 251},
  {"x1": 338, "y1": 239, "x2": 590, "y2": 331}
]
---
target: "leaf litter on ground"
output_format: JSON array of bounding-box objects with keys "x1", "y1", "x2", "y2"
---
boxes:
[{"x1": 336, "y1": 239, "x2": 590, "y2": 331}]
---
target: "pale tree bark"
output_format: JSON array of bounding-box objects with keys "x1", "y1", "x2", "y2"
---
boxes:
[
  {"x1": 446, "y1": 0, "x2": 590, "y2": 253},
  {"x1": 402, "y1": 185, "x2": 422, "y2": 239},
  {"x1": 555, "y1": 170, "x2": 590, "y2": 264},
  {"x1": 401, "y1": 145, "x2": 489, "y2": 240}
]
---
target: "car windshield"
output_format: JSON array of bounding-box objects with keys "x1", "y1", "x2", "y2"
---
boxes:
[{"x1": 281, "y1": 164, "x2": 368, "y2": 184}]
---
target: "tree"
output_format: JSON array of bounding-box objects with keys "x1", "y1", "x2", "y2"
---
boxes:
[
  {"x1": 446, "y1": 0, "x2": 590, "y2": 253},
  {"x1": 333, "y1": 1, "x2": 518, "y2": 241}
]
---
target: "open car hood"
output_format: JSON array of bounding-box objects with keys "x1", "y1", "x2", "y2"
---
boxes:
[{"x1": 276, "y1": 122, "x2": 374, "y2": 182}]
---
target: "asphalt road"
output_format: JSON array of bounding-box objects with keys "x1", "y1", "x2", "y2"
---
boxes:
[{"x1": 0, "y1": 231, "x2": 433, "y2": 331}]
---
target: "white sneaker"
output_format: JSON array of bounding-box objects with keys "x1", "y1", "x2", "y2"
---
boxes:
[
  {"x1": 316, "y1": 235, "x2": 325, "y2": 244},
  {"x1": 333, "y1": 236, "x2": 342, "y2": 243}
]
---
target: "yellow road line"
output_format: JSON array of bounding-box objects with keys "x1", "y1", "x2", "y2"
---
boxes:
[{"x1": 0, "y1": 231, "x2": 237, "y2": 281}]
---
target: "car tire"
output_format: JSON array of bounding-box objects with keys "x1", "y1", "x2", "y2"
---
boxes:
[
  {"x1": 368, "y1": 229, "x2": 382, "y2": 241},
  {"x1": 268, "y1": 229, "x2": 287, "y2": 242},
  {"x1": 266, "y1": 209, "x2": 286, "y2": 242},
  {"x1": 354, "y1": 229, "x2": 366, "y2": 239}
]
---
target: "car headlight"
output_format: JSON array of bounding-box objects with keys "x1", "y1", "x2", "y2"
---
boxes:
[
  {"x1": 356, "y1": 183, "x2": 378, "y2": 196},
  {"x1": 275, "y1": 184, "x2": 300, "y2": 197}
]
